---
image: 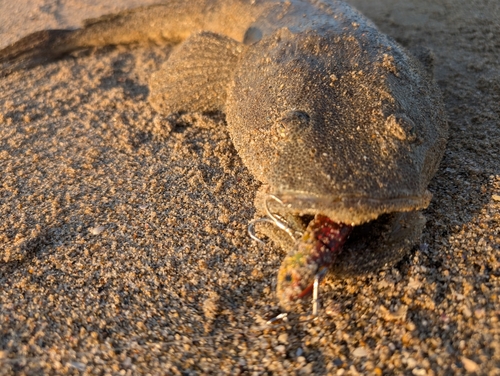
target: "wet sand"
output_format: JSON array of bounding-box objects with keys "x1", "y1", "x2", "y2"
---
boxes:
[{"x1": 0, "y1": 0, "x2": 499, "y2": 374}]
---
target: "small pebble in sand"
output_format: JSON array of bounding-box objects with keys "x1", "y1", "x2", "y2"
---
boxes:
[
  {"x1": 278, "y1": 333, "x2": 288, "y2": 344},
  {"x1": 352, "y1": 347, "x2": 368, "y2": 358},
  {"x1": 461, "y1": 357, "x2": 480, "y2": 373},
  {"x1": 89, "y1": 225, "x2": 105, "y2": 235}
]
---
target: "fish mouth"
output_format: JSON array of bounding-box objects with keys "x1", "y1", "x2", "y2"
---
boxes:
[
  {"x1": 251, "y1": 191, "x2": 428, "y2": 310},
  {"x1": 273, "y1": 191, "x2": 432, "y2": 226}
]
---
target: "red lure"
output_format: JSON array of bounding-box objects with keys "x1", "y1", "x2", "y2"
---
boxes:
[{"x1": 277, "y1": 214, "x2": 352, "y2": 306}]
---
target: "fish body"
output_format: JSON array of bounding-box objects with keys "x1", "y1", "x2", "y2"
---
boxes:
[{"x1": 0, "y1": 0, "x2": 448, "y2": 308}]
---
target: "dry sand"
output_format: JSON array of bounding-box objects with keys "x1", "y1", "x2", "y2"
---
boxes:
[{"x1": 0, "y1": 0, "x2": 499, "y2": 374}]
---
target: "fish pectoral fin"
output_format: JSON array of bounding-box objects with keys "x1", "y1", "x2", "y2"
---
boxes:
[{"x1": 149, "y1": 31, "x2": 244, "y2": 115}]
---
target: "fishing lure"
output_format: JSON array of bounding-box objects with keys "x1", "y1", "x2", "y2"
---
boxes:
[{"x1": 277, "y1": 214, "x2": 352, "y2": 308}]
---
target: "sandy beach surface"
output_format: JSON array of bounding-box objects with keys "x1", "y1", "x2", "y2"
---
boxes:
[{"x1": 0, "y1": 0, "x2": 499, "y2": 374}]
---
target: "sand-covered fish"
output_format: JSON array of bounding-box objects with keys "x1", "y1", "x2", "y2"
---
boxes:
[{"x1": 0, "y1": 0, "x2": 448, "y2": 310}]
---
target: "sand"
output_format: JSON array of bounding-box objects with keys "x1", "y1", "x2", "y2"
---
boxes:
[{"x1": 0, "y1": 0, "x2": 499, "y2": 374}]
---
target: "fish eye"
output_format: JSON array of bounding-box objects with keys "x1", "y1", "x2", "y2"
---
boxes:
[
  {"x1": 285, "y1": 274, "x2": 292, "y2": 282},
  {"x1": 283, "y1": 110, "x2": 310, "y2": 123},
  {"x1": 279, "y1": 110, "x2": 311, "y2": 133}
]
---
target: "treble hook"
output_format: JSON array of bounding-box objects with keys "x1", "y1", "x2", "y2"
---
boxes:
[
  {"x1": 247, "y1": 217, "x2": 276, "y2": 245},
  {"x1": 266, "y1": 274, "x2": 322, "y2": 326},
  {"x1": 247, "y1": 195, "x2": 299, "y2": 244}
]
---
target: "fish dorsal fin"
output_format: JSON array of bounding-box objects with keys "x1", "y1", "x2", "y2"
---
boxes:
[{"x1": 149, "y1": 31, "x2": 244, "y2": 115}]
